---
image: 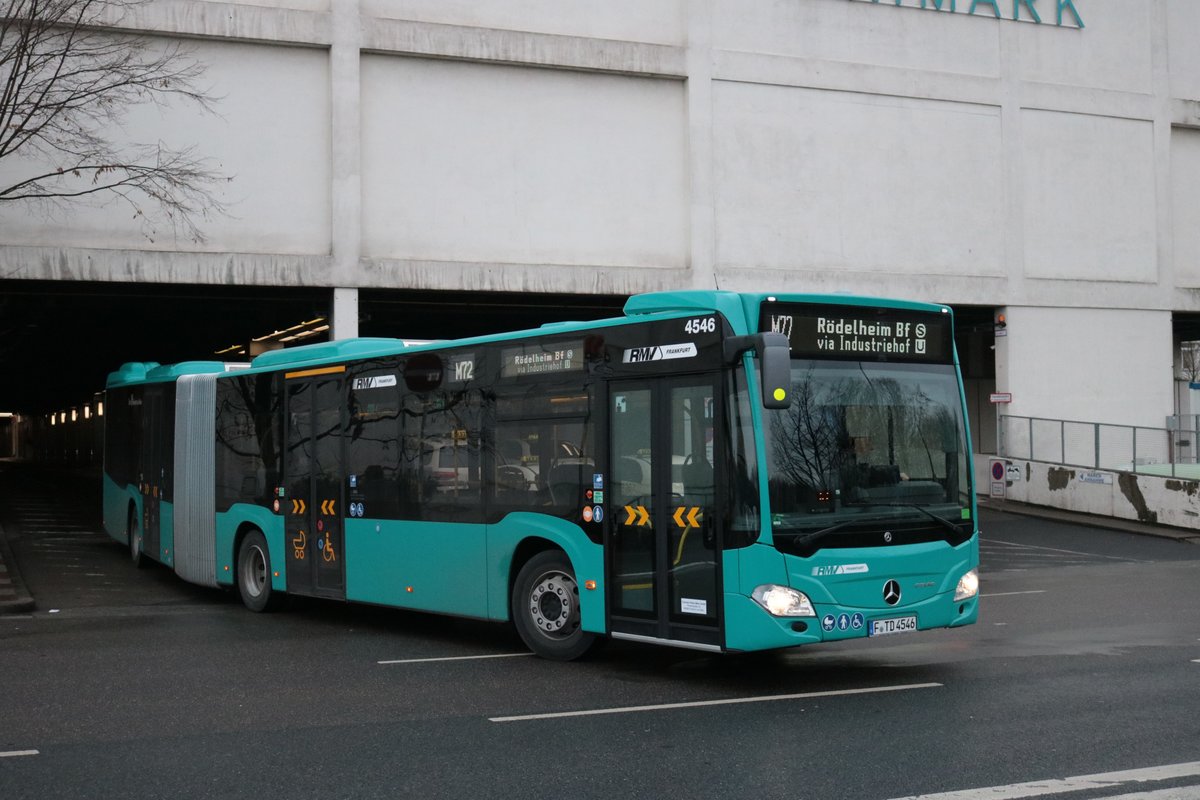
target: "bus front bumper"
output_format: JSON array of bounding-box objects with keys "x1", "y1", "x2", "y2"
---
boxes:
[{"x1": 722, "y1": 590, "x2": 978, "y2": 653}]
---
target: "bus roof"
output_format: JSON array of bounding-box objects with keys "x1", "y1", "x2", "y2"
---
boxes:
[
  {"x1": 624, "y1": 291, "x2": 951, "y2": 330},
  {"x1": 106, "y1": 290, "x2": 953, "y2": 388},
  {"x1": 106, "y1": 361, "x2": 248, "y2": 389}
]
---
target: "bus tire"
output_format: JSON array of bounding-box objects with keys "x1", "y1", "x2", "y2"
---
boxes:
[
  {"x1": 512, "y1": 550, "x2": 597, "y2": 661},
  {"x1": 237, "y1": 530, "x2": 283, "y2": 613},
  {"x1": 128, "y1": 507, "x2": 147, "y2": 570}
]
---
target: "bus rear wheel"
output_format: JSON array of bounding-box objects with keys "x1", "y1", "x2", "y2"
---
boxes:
[
  {"x1": 128, "y1": 507, "x2": 147, "y2": 570},
  {"x1": 237, "y1": 530, "x2": 283, "y2": 612},
  {"x1": 512, "y1": 551, "x2": 597, "y2": 661}
]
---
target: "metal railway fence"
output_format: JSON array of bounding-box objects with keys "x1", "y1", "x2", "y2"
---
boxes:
[{"x1": 998, "y1": 415, "x2": 1200, "y2": 480}]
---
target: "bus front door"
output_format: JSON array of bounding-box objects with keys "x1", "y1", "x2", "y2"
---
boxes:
[
  {"x1": 284, "y1": 371, "x2": 346, "y2": 600},
  {"x1": 607, "y1": 376, "x2": 722, "y2": 650}
]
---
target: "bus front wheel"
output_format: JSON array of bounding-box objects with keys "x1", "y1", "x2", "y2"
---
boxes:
[
  {"x1": 237, "y1": 530, "x2": 283, "y2": 612},
  {"x1": 512, "y1": 551, "x2": 597, "y2": 661}
]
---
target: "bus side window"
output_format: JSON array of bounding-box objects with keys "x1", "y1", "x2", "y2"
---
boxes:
[
  {"x1": 410, "y1": 388, "x2": 483, "y2": 522},
  {"x1": 491, "y1": 383, "x2": 594, "y2": 521}
]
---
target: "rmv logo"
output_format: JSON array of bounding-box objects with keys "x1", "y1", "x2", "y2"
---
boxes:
[{"x1": 625, "y1": 347, "x2": 659, "y2": 363}]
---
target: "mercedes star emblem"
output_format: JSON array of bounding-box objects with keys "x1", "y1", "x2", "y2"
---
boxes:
[
  {"x1": 883, "y1": 580, "x2": 901, "y2": 605},
  {"x1": 883, "y1": 530, "x2": 893, "y2": 543}
]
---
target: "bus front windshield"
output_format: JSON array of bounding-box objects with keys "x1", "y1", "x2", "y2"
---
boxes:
[{"x1": 762, "y1": 359, "x2": 971, "y2": 541}]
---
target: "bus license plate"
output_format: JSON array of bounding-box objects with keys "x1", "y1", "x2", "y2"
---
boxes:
[{"x1": 869, "y1": 616, "x2": 917, "y2": 637}]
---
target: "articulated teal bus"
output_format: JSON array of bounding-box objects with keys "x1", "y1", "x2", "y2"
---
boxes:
[{"x1": 102, "y1": 291, "x2": 979, "y2": 660}]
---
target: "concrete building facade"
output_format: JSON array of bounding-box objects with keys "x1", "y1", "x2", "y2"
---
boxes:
[{"x1": 2, "y1": 0, "x2": 1198, "y2": 449}]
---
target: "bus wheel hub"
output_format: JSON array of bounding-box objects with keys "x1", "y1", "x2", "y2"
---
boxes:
[{"x1": 530, "y1": 573, "x2": 575, "y2": 634}]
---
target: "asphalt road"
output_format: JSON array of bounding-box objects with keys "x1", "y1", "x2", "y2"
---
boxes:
[{"x1": 2, "y1": 462, "x2": 1199, "y2": 800}]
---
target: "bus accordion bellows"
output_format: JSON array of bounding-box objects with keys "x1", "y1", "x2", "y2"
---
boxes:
[{"x1": 102, "y1": 290, "x2": 979, "y2": 660}]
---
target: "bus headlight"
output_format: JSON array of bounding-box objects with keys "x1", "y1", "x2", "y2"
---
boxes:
[
  {"x1": 751, "y1": 585, "x2": 815, "y2": 617},
  {"x1": 954, "y1": 569, "x2": 979, "y2": 601}
]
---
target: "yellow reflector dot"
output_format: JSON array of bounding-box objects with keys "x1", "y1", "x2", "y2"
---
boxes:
[
  {"x1": 585, "y1": 580, "x2": 597, "y2": 591},
  {"x1": 773, "y1": 388, "x2": 787, "y2": 401}
]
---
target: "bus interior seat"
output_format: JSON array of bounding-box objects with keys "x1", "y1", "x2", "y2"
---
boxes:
[
  {"x1": 497, "y1": 439, "x2": 526, "y2": 464},
  {"x1": 240, "y1": 468, "x2": 267, "y2": 499},
  {"x1": 547, "y1": 460, "x2": 592, "y2": 506},
  {"x1": 613, "y1": 456, "x2": 651, "y2": 498},
  {"x1": 681, "y1": 455, "x2": 714, "y2": 501}
]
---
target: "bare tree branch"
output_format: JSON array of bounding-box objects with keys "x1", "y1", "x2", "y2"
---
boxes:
[
  {"x1": 0, "y1": 0, "x2": 229, "y2": 243},
  {"x1": 1181, "y1": 342, "x2": 1200, "y2": 384}
]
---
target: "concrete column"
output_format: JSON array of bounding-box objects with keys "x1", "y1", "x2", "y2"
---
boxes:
[
  {"x1": 686, "y1": 0, "x2": 715, "y2": 290},
  {"x1": 331, "y1": 0, "x2": 361, "y2": 340},
  {"x1": 992, "y1": 306, "x2": 1011, "y2": 460},
  {"x1": 1173, "y1": 333, "x2": 1188, "y2": 418},
  {"x1": 997, "y1": 20, "x2": 1026, "y2": 303},
  {"x1": 332, "y1": 288, "x2": 359, "y2": 342}
]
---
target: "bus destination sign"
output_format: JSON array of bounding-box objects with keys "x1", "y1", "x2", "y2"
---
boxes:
[
  {"x1": 501, "y1": 340, "x2": 584, "y2": 378},
  {"x1": 760, "y1": 304, "x2": 952, "y2": 363}
]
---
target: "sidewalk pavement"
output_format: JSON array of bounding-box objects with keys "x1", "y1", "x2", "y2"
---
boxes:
[
  {"x1": 978, "y1": 496, "x2": 1200, "y2": 544},
  {"x1": 0, "y1": 521, "x2": 35, "y2": 613}
]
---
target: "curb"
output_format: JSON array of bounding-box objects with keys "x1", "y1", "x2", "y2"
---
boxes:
[
  {"x1": 0, "y1": 521, "x2": 35, "y2": 614},
  {"x1": 978, "y1": 497, "x2": 1200, "y2": 544}
]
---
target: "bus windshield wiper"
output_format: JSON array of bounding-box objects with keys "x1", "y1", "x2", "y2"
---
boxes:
[
  {"x1": 787, "y1": 520, "x2": 860, "y2": 543},
  {"x1": 843, "y1": 503, "x2": 962, "y2": 535}
]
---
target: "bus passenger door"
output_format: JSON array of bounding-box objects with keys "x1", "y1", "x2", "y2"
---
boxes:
[
  {"x1": 608, "y1": 376, "x2": 722, "y2": 649},
  {"x1": 284, "y1": 371, "x2": 346, "y2": 599},
  {"x1": 140, "y1": 387, "x2": 163, "y2": 561}
]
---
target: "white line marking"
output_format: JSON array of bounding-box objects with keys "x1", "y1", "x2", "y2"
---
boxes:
[
  {"x1": 1102, "y1": 788, "x2": 1200, "y2": 800},
  {"x1": 980, "y1": 590, "x2": 1047, "y2": 598},
  {"x1": 378, "y1": 652, "x2": 534, "y2": 665},
  {"x1": 489, "y1": 682, "x2": 942, "y2": 723},
  {"x1": 0, "y1": 750, "x2": 39, "y2": 758},
  {"x1": 889, "y1": 761, "x2": 1200, "y2": 800},
  {"x1": 984, "y1": 537, "x2": 1144, "y2": 562}
]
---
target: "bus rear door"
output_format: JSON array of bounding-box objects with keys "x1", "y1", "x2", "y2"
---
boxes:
[
  {"x1": 283, "y1": 368, "x2": 346, "y2": 600},
  {"x1": 139, "y1": 386, "x2": 168, "y2": 562}
]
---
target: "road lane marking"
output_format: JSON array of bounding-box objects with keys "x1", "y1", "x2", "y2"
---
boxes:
[
  {"x1": 889, "y1": 761, "x2": 1200, "y2": 800},
  {"x1": 489, "y1": 681, "x2": 942, "y2": 723},
  {"x1": 984, "y1": 538, "x2": 1145, "y2": 562},
  {"x1": 0, "y1": 750, "x2": 39, "y2": 758},
  {"x1": 1099, "y1": 788, "x2": 1200, "y2": 800},
  {"x1": 378, "y1": 652, "x2": 534, "y2": 665},
  {"x1": 980, "y1": 590, "x2": 1047, "y2": 598}
]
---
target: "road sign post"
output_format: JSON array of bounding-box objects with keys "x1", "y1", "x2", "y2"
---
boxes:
[{"x1": 989, "y1": 459, "x2": 1006, "y2": 498}]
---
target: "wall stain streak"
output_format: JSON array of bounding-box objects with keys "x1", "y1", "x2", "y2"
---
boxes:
[
  {"x1": 1164, "y1": 479, "x2": 1199, "y2": 497},
  {"x1": 1117, "y1": 473, "x2": 1158, "y2": 525},
  {"x1": 1047, "y1": 467, "x2": 1074, "y2": 491}
]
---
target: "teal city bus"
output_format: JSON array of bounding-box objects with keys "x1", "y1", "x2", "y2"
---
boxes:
[{"x1": 102, "y1": 290, "x2": 979, "y2": 660}]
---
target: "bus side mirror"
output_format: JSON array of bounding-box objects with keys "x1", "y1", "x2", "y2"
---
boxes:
[{"x1": 725, "y1": 333, "x2": 792, "y2": 410}]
